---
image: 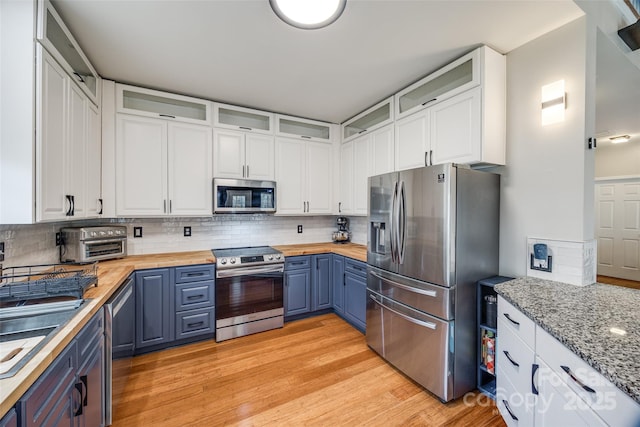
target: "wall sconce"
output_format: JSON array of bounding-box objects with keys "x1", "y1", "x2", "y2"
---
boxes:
[{"x1": 541, "y1": 80, "x2": 566, "y2": 126}]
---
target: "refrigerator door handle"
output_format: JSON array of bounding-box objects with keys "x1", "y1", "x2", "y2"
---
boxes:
[
  {"x1": 369, "y1": 294, "x2": 437, "y2": 330},
  {"x1": 398, "y1": 180, "x2": 407, "y2": 264},
  {"x1": 390, "y1": 181, "x2": 399, "y2": 263}
]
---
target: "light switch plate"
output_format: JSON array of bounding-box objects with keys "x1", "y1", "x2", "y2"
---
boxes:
[
  {"x1": 297, "y1": 225, "x2": 303, "y2": 233},
  {"x1": 184, "y1": 226, "x2": 191, "y2": 237},
  {"x1": 0, "y1": 241, "x2": 4, "y2": 261},
  {"x1": 133, "y1": 227, "x2": 143, "y2": 238}
]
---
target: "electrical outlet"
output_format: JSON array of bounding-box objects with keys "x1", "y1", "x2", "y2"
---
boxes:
[
  {"x1": 133, "y1": 227, "x2": 143, "y2": 238},
  {"x1": 184, "y1": 226, "x2": 192, "y2": 237},
  {"x1": 297, "y1": 225, "x2": 303, "y2": 233},
  {"x1": 55, "y1": 233, "x2": 61, "y2": 246},
  {"x1": 0, "y1": 241, "x2": 4, "y2": 261}
]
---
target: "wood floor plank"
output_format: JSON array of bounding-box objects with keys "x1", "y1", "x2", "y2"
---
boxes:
[
  {"x1": 598, "y1": 275, "x2": 640, "y2": 290},
  {"x1": 112, "y1": 313, "x2": 505, "y2": 427}
]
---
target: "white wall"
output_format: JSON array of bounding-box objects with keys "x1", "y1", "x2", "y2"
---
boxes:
[
  {"x1": 595, "y1": 143, "x2": 640, "y2": 177},
  {"x1": 491, "y1": 16, "x2": 596, "y2": 278}
]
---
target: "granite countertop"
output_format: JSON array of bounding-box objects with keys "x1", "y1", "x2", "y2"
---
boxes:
[
  {"x1": 0, "y1": 242, "x2": 366, "y2": 417},
  {"x1": 495, "y1": 277, "x2": 640, "y2": 404}
]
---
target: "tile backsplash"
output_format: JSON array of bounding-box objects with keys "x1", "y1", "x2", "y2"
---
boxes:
[
  {"x1": 0, "y1": 216, "x2": 368, "y2": 267},
  {"x1": 526, "y1": 237, "x2": 597, "y2": 286}
]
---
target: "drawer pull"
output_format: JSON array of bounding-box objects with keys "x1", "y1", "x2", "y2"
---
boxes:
[
  {"x1": 290, "y1": 261, "x2": 305, "y2": 265},
  {"x1": 185, "y1": 272, "x2": 206, "y2": 277},
  {"x1": 502, "y1": 400, "x2": 518, "y2": 421},
  {"x1": 503, "y1": 312, "x2": 520, "y2": 326},
  {"x1": 187, "y1": 294, "x2": 204, "y2": 300},
  {"x1": 187, "y1": 321, "x2": 205, "y2": 328},
  {"x1": 503, "y1": 350, "x2": 519, "y2": 367},
  {"x1": 531, "y1": 363, "x2": 539, "y2": 395},
  {"x1": 561, "y1": 365, "x2": 596, "y2": 393}
]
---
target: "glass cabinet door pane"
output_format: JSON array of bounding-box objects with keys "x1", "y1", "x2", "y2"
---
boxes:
[
  {"x1": 280, "y1": 118, "x2": 330, "y2": 140},
  {"x1": 218, "y1": 108, "x2": 271, "y2": 131},
  {"x1": 344, "y1": 103, "x2": 391, "y2": 139},
  {"x1": 123, "y1": 90, "x2": 207, "y2": 121},
  {"x1": 399, "y1": 59, "x2": 473, "y2": 114}
]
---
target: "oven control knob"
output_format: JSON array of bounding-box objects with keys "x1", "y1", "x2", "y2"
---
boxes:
[
  {"x1": 99, "y1": 231, "x2": 106, "y2": 236},
  {"x1": 90, "y1": 232, "x2": 97, "y2": 237},
  {"x1": 275, "y1": 254, "x2": 281, "y2": 260},
  {"x1": 230, "y1": 258, "x2": 236, "y2": 264},
  {"x1": 108, "y1": 230, "x2": 114, "y2": 235},
  {"x1": 220, "y1": 258, "x2": 227, "y2": 265},
  {"x1": 267, "y1": 255, "x2": 273, "y2": 260}
]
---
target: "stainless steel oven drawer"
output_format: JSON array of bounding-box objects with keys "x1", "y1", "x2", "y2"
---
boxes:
[{"x1": 367, "y1": 266, "x2": 453, "y2": 320}]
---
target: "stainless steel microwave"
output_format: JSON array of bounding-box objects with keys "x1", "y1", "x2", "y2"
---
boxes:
[{"x1": 213, "y1": 178, "x2": 277, "y2": 214}]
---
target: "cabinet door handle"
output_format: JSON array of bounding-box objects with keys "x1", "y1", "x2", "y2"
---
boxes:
[
  {"x1": 531, "y1": 363, "x2": 539, "y2": 395},
  {"x1": 239, "y1": 126, "x2": 252, "y2": 131},
  {"x1": 421, "y1": 98, "x2": 437, "y2": 106},
  {"x1": 503, "y1": 350, "x2": 519, "y2": 367},
  {"x1": 98, "y1": 198, "x2": 103, "y2": 215},
  {"x1": 358, "y1": 129, "x2": 367, "y2": 134},
  {"x1": 301, "y1": 135, "x2": 311, "y2": 139},
  {"x1": 159, "y1": 114, "x2": 176, "y2": 119},
  {"x1": 74, "y1": 381, "x2": 84, "y2": 416},
  {"x1": 429, "y1": 150, "x2": 433, "y2": 166},
  {"x1": 502, "y1": 400, "x2": 518, "y2": 421},
  {"x1": 169, "y1": 200, "x2": 172, "y2": 213},
  {"x1": 424, "y1": 152, "x2": 428, "y2": 167},
  {"x1": 242, "y1": 165, "x2": 246, "y2": 177},
  {"x1": 561, "y1": 365, "x2": 596, "y2": 393},
  {"x1": 503, "y1": 312, "x2": 520, "y2": 326},
  {"x1": 246, "y1": 165, "x2": 250, "y2": 177},
  {"x1": 66, "y1": 195, "x2": 73, "y2": 216},
  {"x1": 73, "y1": 71, "x2": 85, "y2": 83},
  {"x1": 80, "y1": 374, "x2": 88, "y2": 407},
  {"x1": 338, "y1": 202, "x2": 342, "y2": 213},
  {"x1": 164, "y1": 200, "x2": 167, "y2": 213}
]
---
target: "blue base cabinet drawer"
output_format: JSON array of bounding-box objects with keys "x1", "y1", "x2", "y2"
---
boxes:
[
  {"x1": 285, "y1": 256, "x2": 311, "y2": 271},
  {"x1": 175, "y1": 280, "x2": 214, "y2": 311},
  {"x1": 345, "y1": 259, "x2": 367, "y2": 277},
  {"x1": 174, "y1": 265, "x2": 215, "y2": 284},
  {"x1": 175, "y1": 307, "x2": 215, "y2": 340}
]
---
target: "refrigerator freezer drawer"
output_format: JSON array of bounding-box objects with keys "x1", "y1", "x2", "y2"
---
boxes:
[
  {"x1": 367, "y1": 291, "x2": 452, "y2": 402},
  {"x1": 367, "y1": 266, "x2": 452, "y2": 320}
]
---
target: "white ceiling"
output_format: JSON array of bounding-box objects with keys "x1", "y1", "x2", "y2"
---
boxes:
[{"x1": 52, "y1": 0, "x2": 585, "y2": 124}]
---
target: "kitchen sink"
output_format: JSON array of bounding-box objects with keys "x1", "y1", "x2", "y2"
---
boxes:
[{"x1": 0, "y1": 299, "x2": 88, "y2": 378}]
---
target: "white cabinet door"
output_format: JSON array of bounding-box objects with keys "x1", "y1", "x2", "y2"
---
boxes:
[
  {"x1": 245, "y1": 134, "x2": 274, "y2": 180},
  {"x1": 306, "y1": 141, "x2": 332, "y2": 214},
  {"x1": 168, "y1": 123, "x2": 212, "y2": 216},
  {"x1": 213, "y1": 129, "x2": 244, "y2": 179},
  {"x1": 395, "y1": 109, "x2": 429, "y2": 171},
  {"x1": 370, "y1": 124, "x2": 394, "y2": 176},
  {"x1": 116, "y1": 115, "x2": 167, "y2": 216},
  {"x1": 535, "y1": 358, "x2": 607, "y2": 427},
  {"x1": 430, "y1": 87, "x2": 481, "y2": 165},
  {"x1": 37, "y1": 48, "x2": 68, "y2": 221},
  {"x1": 85, "y1": 102, "x2": 102, "y2": 217},
  {"x1": 339, "y1": 141, "x2": 354, "y2": 215},
  {"x1": 353, "y1": 135, "x2": 369, "y2": 215},
  {"x1": 275, "y1": 138, "x2": 305, "y2": 214},
  {"x1": 68, "y1": 83, "x2": 87, "y2": 218}
]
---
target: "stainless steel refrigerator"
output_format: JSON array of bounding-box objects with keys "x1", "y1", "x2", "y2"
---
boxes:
[{"x1": 366, "y1": 163, "x2": 499, "y2": 402}]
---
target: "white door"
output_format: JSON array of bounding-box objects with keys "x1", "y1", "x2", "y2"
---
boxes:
[
  {"x1": 353, "y1": 135, "x2": 369, "y2": 215},
  {"x1": 339, "y1": 141, "x2": 354, "y2": 215},
  {"x1": 213, "y1": 129, "x2": 244, "y2": 179},
  {"x1": 168, "y1": 122, "x2": 212, "y2": 216},
  {"x1": 85, "y1": 102, "x2": 102, "y2": 217},
  {"x1": 68, "y1": 84, "x2": 87, "y2": 218},
  {"x1": 275, "y1": 138, "x2": 305, "y2": 214},
  {"x1": 37, "y1": 47, "x2": 68, "y2": 221},
  {"x1": 116, "y1": 115, "x2": 167, "y2": 216},
  {"x1": 370, "y1": 124, "x2": 394, "y2": 176},
  {"x1": 245, "y1": 134, "x2": 274, "y2": 180},
  {"x1": 430, "y1": 87, "x2": 481, "y2": 165},
  {"x1": 596, "y1": 179, "x2": 640, "y2": 281},
  {"x1": 306, "y1": 141, "x2": 332, "y2": 214},
  {"x1": 395, "y1": 109, "x2": 429, "y2": 171}
]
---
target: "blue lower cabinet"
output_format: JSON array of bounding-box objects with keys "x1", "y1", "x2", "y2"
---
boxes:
[
  {"x1": 0, "y1": 408, "x2": 17, "y2": 427},
  {"x1": 284, "y1": 267, "x2": 311, "y2": 316},
  {"x1": 312, "y1": 254, "x2": 332, "y2": 311},
  {"x1": 332, "y1": 255, "x2": 345, "y2": 314},
  {"x1": 344, "y1": 272, "x2": 367, "y2": 332},
  {"x1": 135, "y1": 268, "x2": 173, "y2": 349},
  {"x1": 175, "y1": 307, "x2": 215, "y2": 340}
]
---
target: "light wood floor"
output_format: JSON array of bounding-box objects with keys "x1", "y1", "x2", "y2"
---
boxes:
[
  {"x1": 112, "y1": 314, "x2": 506, "y2": 426},
  {"x1": 598, "y1": 275, "x2": 640, "y2": 290}
]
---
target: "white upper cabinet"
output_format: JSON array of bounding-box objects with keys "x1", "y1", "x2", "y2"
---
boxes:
[
  {"x1": 342, "y1": 97, "x2": 394, "y2": 143},
  {"x1": 117, "y1": 83, "x2": 211, "y2": 125},
  {"x1": 213, "y1": 103, "x2": 274, "y2": 135},
  {"x1": 339, "y1": 141, "x2": 354, "y2": 215},
  {"x1": 395, "y1": 48, "x2": 479, "y2": 120},
  {"x1": 213, "y1": 129, "x2": 274, "y2": 180},
  {"x1": 86, "y1": 103, "x2": 103, "y2": 217},
  {"x1": 116, "y1": 114, "x2": 212, "y2": 216},
  {"x1": 275, "y1": 114, "x2": 332, "y2": 143},
  {"x1": 369, "y1": 124, "x2": 394, "y2": 176},
  {"x1": 37, "y1": 0, "x2": 100, "y2": 105},
  {"x1": 275, "y1": 138, "x2": 332, "y2": 215},
  {"x1": 395, "y1": 46, "x2": 505, "y2": 168}
]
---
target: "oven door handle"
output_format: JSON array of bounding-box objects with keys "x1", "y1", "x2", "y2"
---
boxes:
[
  {"x1": 83, "y1": 238, "x2": 127, "y2": 245},
  {"x1": 216, "y1": 264, "x2": 285, "y2": 278}
]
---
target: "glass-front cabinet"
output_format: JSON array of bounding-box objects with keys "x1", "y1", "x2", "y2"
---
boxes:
[
  {"x1": 116, "y1": 84, "x2": 211, "y2": 125},
  {"x1": 395, "y1": 48, "x2": 480, "y2": 119},
  {"x1": 37, "y1": 0, "x2": 100, "y2": 105},
  {"x1": 342, "y1": 97, "x2": 393, "y2": 142},
  {"x1": 213, "y1": 103, "x2": 274, "y2": 135},
  {"x1": 276, "y1": 114, "x2": 331, "y2": 142}
]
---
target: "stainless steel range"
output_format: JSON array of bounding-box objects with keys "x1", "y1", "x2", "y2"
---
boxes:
[{"x1": 212, "y1": 246, "x2": 285, "y2": 341}]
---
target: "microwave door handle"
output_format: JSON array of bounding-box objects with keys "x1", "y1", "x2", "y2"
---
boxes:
[{"x1": 84, "y1": 238, "x2": 126, "y2": 245}]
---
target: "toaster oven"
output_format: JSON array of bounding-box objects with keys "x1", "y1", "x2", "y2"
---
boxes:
[{"x1": 60, "y1": 226, "x2": 127, "y2": 263}]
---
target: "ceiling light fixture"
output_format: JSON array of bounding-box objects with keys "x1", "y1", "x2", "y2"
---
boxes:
[
  {"x1": 609, "y1": 135, "x2": 631, "y2": 143},
  {"x1": 270, "y1": 0, "x2": 346, "y2": 30}
]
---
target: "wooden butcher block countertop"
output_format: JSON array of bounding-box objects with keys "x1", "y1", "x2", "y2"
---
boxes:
[{"x1": 0, "y1": 244, "x2": 365, "y2": 417}]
